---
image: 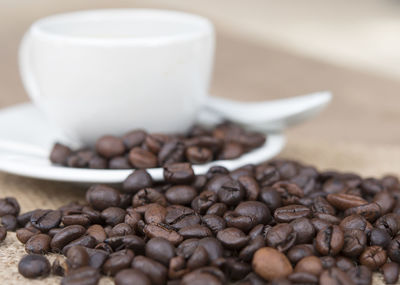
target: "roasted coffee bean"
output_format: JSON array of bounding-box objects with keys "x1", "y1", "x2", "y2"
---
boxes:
[
  {"x1": 290, "y1": 218, "x2": 315, "y2": 244},
  {"x1": 224, "y1": 211, "x2": 256, "y2": 233},
  {"x1": 344, "y1": 202, "x2": 381, "y2": 222},
  {"x1": 368, "y1": 228, "x2": 391, "y2": 248},
  {"x1": 239, "y1": 236, "x2": 265, "y2": 262},
  {"x1": 339, "y1": 214, "x2": 372, "y2": 233},
  {"x1": 274, "y1": 205, "x2": 311, "y2": 223},
  {"x1": 235, "y1": 201, "x2": 271, "y2": 225},
  {"x1": 335, "y1": 256, "x2": 355, "y2": 272},
  {"x1": 181, "y1": 271, "x2": 222, "y2": 285},
  {"x1": 217, "y1": 227, "x2": 249, "y2": 249},
  {"x1": 287, "y1": 244, "x2": 315, "y2": 264},
  {"x1": 110, "y1": 223, "x2": 133, "y2": 237},
  {"x1": 86, "y1": 184, "x2": 121, "y2": 211},
  {"x1": 347, "y1": 265, "x2": 372, "y2": 285},
  {"x1": 133, "y1": 188, "x2": 167, "y2": 207},
  {"x1": 144, "y1": 223, "x2": 183, "y2": 246},
  {"x1": 52, "y1": 256, "x2": 68, "y2": 276},
  {"x1": 109, "y1": 156, "x2": 132, "y2": 169},
  {"x1": 103, "y1": 249, "x2": 134, "y2": 276},
  {"x1": 17, "y1": 210, "x2": 35, "y2": 227},
  {"x1": 165, "y1": 205, "x2": 199, "y2": 230},
  {"x1": 66, "y1": 245, "x2": 90, "y2": 269},
  {"x1": 312, "y1": 196, "x2": 336, "y2": 215},
  {"x1": 1, "y1": 214, "x2": 17, "y2": 231},
  {"x1": 122, "y1": 169, "x2": 153, "y2": 194},
  {"x1": 132, "y1": 255, "x2": 167, "y2": 285},
  {"x1": 320, "y1": 256, "x2": 336, "y2": 269},
  {"x1": 259, "y1": 187, "x2": 282, "y2": 211},
  {"x1": 326, "y1": 193, "x2": 368, "y2": 210},
  {"x1": 388, "y1": 235, "x2": 400, "y2": 262},
  {"x1": 145, "y1": 133, "x2": 169, "y2": 154},
  {"x1": 84, "y1": 248, "x2": 109, "y2": 269},
  {"x1": 206, "y1": 203, "x2": 227, "y2": 216},
  {"x1": 164, "y1": 163, "x2": 195, "y2": 184},
  {"x1": 185, "y1": 146, "x2": 213, "y2": 164},
  {"x1": 191, "y1": 174, "x2": 208, "y2": 191},
  {"x1": 25, "y1": 233, "x2": 51, "y2": 254},
  {"x1": 129, "y1": 147, "x2": 158, "y2": 168},
  {"x1": 0, "y1": 197, "x2": 20, "y2": 217},
  {"x1": 315, "y1": 225, "x2": 344, "y2": 256},
  {"x1": 342, "y1": 229, "x2": 367, "y2": 257},
  {"x1": 202, "y1": 214, "x2": 226, "y2": 234},
  {"x1": 30, "y1": 209, "x2": 62, "y2": 232},
  {"x1": 51, "y1": 225, "x2": 86, "y2": 251},
  {"x1": 273, "y1": 181, "x2": 304, "y2": 205},
  {"x1": 265, "y1": 223, "x2": 297, "y2": 252},
  {"x1": 166, "y1": 185, "x2": 197, "y2": 205},
  {"x1": 252, "y1": 247, "x2": 293, "y2": 280},
  {"x1": 218, "y1": 180, "x2": 245, "y2": 206},
  {"x1": 104, "y1": 235, "x2": 145, "y2": 253},
  {"x1": 206, "y1": 174, "x2": 232, "y2": 193},
  {"x1": 237, "y1": 175, "x2": 260, "y2": 201},
  {"x1": 359, "y1": 245, "x2": 387, "y2": 270},
  {"x1": 0, "y1": 225, "x2": 6, "y2": 242},
  {"x1": 18, "y1": 254, "x2": 50, "y2": 278},
  {"x1": 176, "y1": 238, "x2": 200, "y2": 259},
  {"x1": 122, "y1": 130, "x2": 147, "y2": 149},
  {"x1": 86, "y1": 224, "x2": 106, "y2": 243},
  {"x1": 187, "y1": 245, "x2": 209, "y2": 269},
  {"x1": 50, "y1": 143, "x2": 72, "y2": 165},
  {"x1": 294, "y1": 256, "x2": 323, "y2": 276},
  {"x1": 192, "y1": 191, "x2": 218, "y2": 214},
  {"x1": 61, "y1": 266, "x2": 100, "y2": 285},
  {"x1": 101, "y1": 207, "x2": 126, "y2": 226},
  {"x1": 319, "y1": 267, "x2": 355, "y2": 285},
  {"x1": 16, "y1": 227, "x2": 40, "y2": 243},
  {"x1": 374, "y1": 213, "x2": 400, "y2": 236},
  {"x1": 373, "y1": 190, "x2": 395, "y2": 214},
  {"x1": 115, "y1": 268, "x2": 151, "y2": 285},
  {"x1": 179, "y1": 225, "x2": 212, "y2": 239},
  {"x1": 145, "y1": 237, "x2": 175, "y2": 266},
  {"x1": 313, "y1": 212, "x2": 341, "y2": 225},
  {"x1": 88, "y1": 155, "x2": 108, "y2": 169},
  {"x1": 158, "y1": 140, "x2": 185, "y2": 165},
  {"x1": 62, "y1": 235, "x2": 97, "y2": 254},
  {"x1": 96, "y1": 135, "x2": 125, "y2": 158},
  {"x1": 381, "y1": 262, "x2": 399, "y2": 284}
]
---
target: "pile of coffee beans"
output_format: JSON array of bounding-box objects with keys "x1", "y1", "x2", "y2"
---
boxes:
[
  {"x1": 1, "y1": 159, "x2": 400, "y2": 284},
  {"x1": 50, "y1": 123, "x2": 266, "y2": 169}
]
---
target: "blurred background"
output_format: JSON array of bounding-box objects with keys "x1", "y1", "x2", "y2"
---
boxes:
[{"x1": 1, "y1": 0, "x2": 400, "y2": 173}]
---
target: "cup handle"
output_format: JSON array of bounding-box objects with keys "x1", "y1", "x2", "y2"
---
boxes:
[{"x1": 19, "y1": 31, "x2": 42, "y2": 104}]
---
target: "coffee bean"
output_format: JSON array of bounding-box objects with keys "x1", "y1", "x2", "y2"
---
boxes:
[
  {"x1": 104, "y1": 234, "x2": 145, "y2": 253},
  {"x1": 144, "y1": 223, "x2": 183, "y2": 246},
  {"x1": 217, "y1": 227, "x2": 249, "y2": 249},
  {"x1": 326, "y1": 193, "x2": 368, "y2": 211},
  {"x1": 312, "y1": 196, "x2": 336, "y2": 215},
  {"x1": 252, "y1": 247, "x2": 293, "y2": 280},
  {"x1": 109, "y1": 156, "x2": 132, "y2": 169},
  {"x1": 101, "y1": 207, "x2": 126, "y2": 226},
  {"x1": 103, "y1": 249, "x2": 134, "y2": 276},
  {"x1": 61, "y1": 266, "x2": 100, "y2": 285},
  {"x1": 339, "y1": 214, "x2": 372, "y2": 233},
  {"x1": 110, "y1": 223, "x2": 133, "y2": 237},
  {"x1": 206, "y1": 203, "x2": 227, "y2": 216},
  {"x1": 66, "y1": 245, "x2": 90, "y2": 269},
  {"x1": 17, "y1": 210, "x2": 35, "y2": 227},
  {"x1": 274, "y1": 205, "x2": 311, "y2": 223},
  {"x1": 320, "y1": 256, "x2": 336, "y2": 269},
  {"x1": 239, "y1": 236, "x2": 265, "y2": 262},
  {"x1": 342, "y1": 229, "x2": 366, "y2": 257},
  {"x1": 289, "y1": 271, "x2": 319, "y2": 284},
  {"x1": 25, "y1": 233, "x2": 51, "y2": 254},
  {"x1": 164, "y1": 163, "x2": 195, "y2": 184},
  {"x1": 145, "y1": 237, "x2": 175, "y2": 266},
  {"x1": 381, "y1": 262, "x2": 399, "y2": 284},
  {"x1": 198, "y1": 237, "x2": 224, "y2": 261},
  {"x1": 344, "y1": 202, "x2": 381, "y2": 222},
  {"x1": 237, "y1": 175, "x2": 260, "y2": 201},
  {"x1": 86, "y1": 184, "x2": 121, "y2": 211},
  {"x1": 368, "y1": 228, "x2": 391, "y2": 248},
  {"x1": 96, "y1": 135, "x2": 125, "y2": 158},
  {"x1": 133, "y1": 188, "x2": 167, "y2": 207},
  {"x1": 186, "y1": 146, "x2": 213, "y2": 164},
  {"x1": 62, "y1": 235, "x2": 97, "y2": 254},
  {"x1": 132, "y1": 255, "x2": 167, "y2": 285},
  {"x1": 123, "y1": 130, "x2": 147, "y2": 149},
  {"x1": 359, "y1": 245, "x2": 387, "y2": 270},
  {"x1": 202, "y1": 214, "x2": 226, "y2": 234},
  {"x1": 181, "y1": 271, "x2": 222, "y2": 285},
  {"x1": 373, "y1": 190, "x2": 395, "y2": 214},
  {"x1": 50, "y1": 143, "x2": 72, "y2": 165},
  {"x1": 0, "y1": 226, "x2": 6, "y2": 242},
  {"x1": 1, "y1": 214, "x2": 17, "y2": 231},
  {"x1": 166, "y1": 185, "x2": 197, "y2": 205},
  {"x1": 18, "y1": 254, "x2": 50, "y2": 278},
  {"x1": 265, "y1": 223, "x2": 297, "y2": 252},
  {"x1": 84, "y1": 248, "x2": 109, "y2": 269},
  {"x1": 88, "y1": 155, "x2": 108, "y2": 169},
  {"x1": 52, "y1": 256, "x2": 68, "y2": 276},
  {"x1": 86, "y1": 224, "x2": 106, "y2": 243},
  {"x1": 287, "y1": 244, "x2": 315, "y2": 264},
  {"x1": 128, "y1": 147, "x2": 158, "y2": 168},
  {"x1": 319, "y1": 267, "x2": 354, "y2": 285},
  {"x1": 347, "y1": 265, "x2": 372, "y2": 285},
  {"x1": 294, "y1": 256, "x2": 323, "y2": 276},
  {"x1": 115, "y1": 268, "x2": 151, "y2": 285},
  {"x1": 374, "y1": 213, "x2": 400, "y2": 236},
  {"x1": 179, "y1": 225, "x2": 212, "y2": 239},
  {"x1": 145, "y1": 133, "x2": 169, "y2": 154},
  {"x1": 51, "y1": 225, "x2": 86, "y2": 251},
  {"x1": 235, "y1": 201, "x2": 271, "y2": 225},
  {"x1": 158, "y1": 140, "x2": 185, "y2": 165},
  {"x1": 335, "y1": 256, "x2": 355, "y2": 272},
  {"x1": 218, "y1": 142, "x2": 244, "y2": 159},
  {"x1": 315, "y1": 225, "x2": 344, "y2": 256},
  {"x1": 259, "y1": 187, "x2": 282, "y2": 211},
  {"x1": 124, "y1": 208, "x2": 141, "y2": 230},
  {"x1": 123, "y1": 169, "x2": 153, "y2": 194},
  {"x1": 273, "y1": 181, "x2": 304, "y2": 205},
  {"x1": 290, "y1": 218, "x2": 315, "y2": 244},
  {"x1": 0, "y1": 197, "x2": 20, "y2": 217}
]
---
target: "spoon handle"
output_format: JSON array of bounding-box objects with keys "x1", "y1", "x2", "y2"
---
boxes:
[{"x1": 197, "y1": 91, "x2": 332, "y2": 132}]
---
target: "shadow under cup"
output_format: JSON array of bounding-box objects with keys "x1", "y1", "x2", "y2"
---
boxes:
[{"x1": 19, "y1": 9, "x2": 215, "y2": 145}]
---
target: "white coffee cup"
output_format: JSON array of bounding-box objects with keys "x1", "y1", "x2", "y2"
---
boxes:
[{"x1": 19, "y1": 9, "x2": 215, "y2": 145}]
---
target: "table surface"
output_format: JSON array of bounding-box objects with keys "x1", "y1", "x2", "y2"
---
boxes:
[{"x1": 0, "y1": 1, "x2": 399, "y2": 284}]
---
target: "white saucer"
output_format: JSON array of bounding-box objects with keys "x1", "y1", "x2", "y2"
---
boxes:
[{"x1": 0, "y1": 103, "x2": 286, "y2": 183}]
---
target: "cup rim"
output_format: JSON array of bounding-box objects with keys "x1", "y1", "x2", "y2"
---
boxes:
[{"x1": 29, "y1": 9, "x2": 214, "y2": 46}]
